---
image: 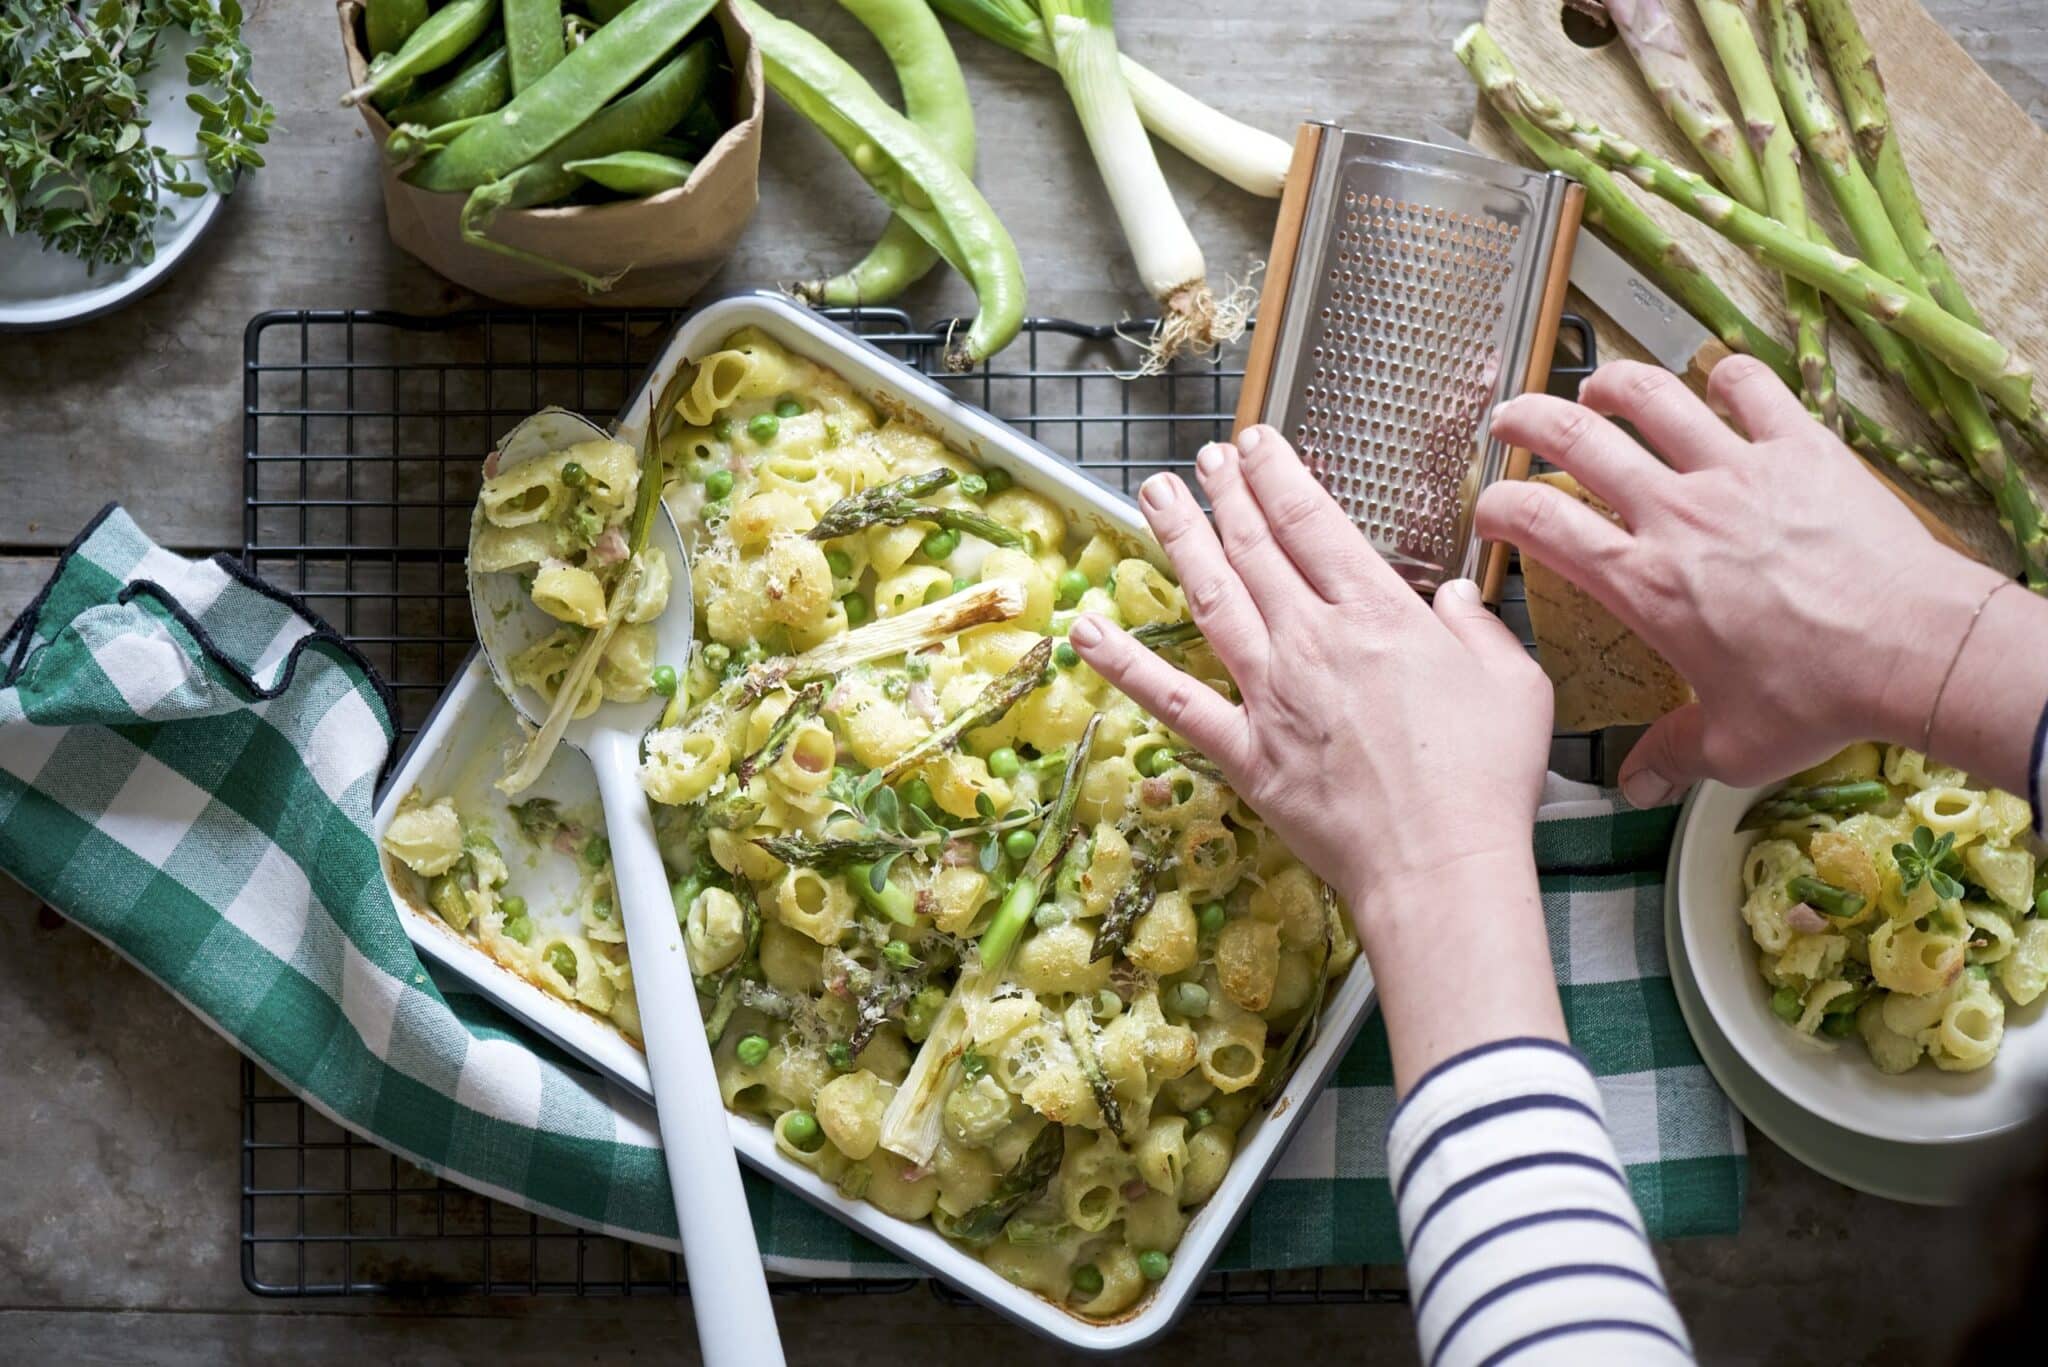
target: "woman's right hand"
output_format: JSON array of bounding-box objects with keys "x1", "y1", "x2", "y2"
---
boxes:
[{"x1": 1478, "y1": 354, "x2": 2022, "y2": 807}]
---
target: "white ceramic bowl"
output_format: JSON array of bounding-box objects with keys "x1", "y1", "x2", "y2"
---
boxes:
[
  {"x1": 1676, "y1": 779, "x2": 2048, "y2": 1145},
  {"x1": 378, "y1": 291, "x2": 1379, "y2": 1354}
]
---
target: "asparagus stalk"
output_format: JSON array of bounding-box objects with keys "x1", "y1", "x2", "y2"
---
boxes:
[
  {"x1": 804, "y1": 467, "x2": 1028, "y2": 547},
  {"x1": 1689, "y1": 0, "x2": 1836, "y2": 427},
  {"x1": 1454, "y1": 27, "x2": 1980, "y2": 502},
  {"x1": 1786, "y1": 874, "x2": 1868, "y2": 920},
  {"x1": 870, "y1": 636, "x2": 1054, "y2": 787},
  {"x1": 750, "y1": 833, "x2": 908, "y2": 870},
  {"x1": 1062, "y1": 997, "x2": 1124, "y2": 1135},
  {"x1": 1472, "y1": 42, "x2": 2040, "y2": 453},
  {"x1": 940, "y1": 1119, "x2": 1065, "y2": 1244},
  {"x1": 975, "y1": 711, "x2": 1102, "y2": 973},
  {"x1": 1129, "y1": 618, "x2": 1204, "y2": 650},
  {"x1": 1763, "y1": 0, "x2": 2046, "y2": 585},
  {"x1": 731, "y1": 680, "x2": 827, "y2": 785},
  {"x1": 1804, "y1": 0, "x2": 2048, "y2": 459},
  {"x1": 1608, "y1": 0, "x2": 1768, "y2": 213},
  {"x1": 700, "y1": 876, "x2": 763, "y2": 1044},
  {"x1": 1088, "y1": 837, "x2": 1162, "y2": 962},
  {"x1": 1736, "y1": 779, "x2": 1889, "y2": 830}
]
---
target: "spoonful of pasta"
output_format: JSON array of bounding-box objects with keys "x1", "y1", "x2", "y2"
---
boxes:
[{"x1": 467, "y1": 407, "x2": 783, "y2": 1367}]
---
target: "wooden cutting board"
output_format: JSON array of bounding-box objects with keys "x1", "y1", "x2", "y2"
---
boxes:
[{"x1": 1474, "y1": 0, "x2": 2048, "y2": 572}]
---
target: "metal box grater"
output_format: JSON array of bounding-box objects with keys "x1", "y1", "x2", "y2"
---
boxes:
[{"x1": 1237, "y1": 126, "x2": 1583, "y2": 599}]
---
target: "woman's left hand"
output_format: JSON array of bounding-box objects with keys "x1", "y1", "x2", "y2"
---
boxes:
[{"x1": 1068, "y1": 426, "x2": 1566, "y2": 1086}]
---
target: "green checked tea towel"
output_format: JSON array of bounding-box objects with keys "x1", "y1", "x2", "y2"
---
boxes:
[{"x1": 0, "y1": 507, "x2": 1743, "y2": 1276}]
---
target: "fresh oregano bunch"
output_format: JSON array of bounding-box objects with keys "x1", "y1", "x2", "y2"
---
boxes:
[
  {"x1": 0, "y1": 0, "x2": 273, "y2": 272},
  {"x1": 1893, "y1": 825, "x2": 1966, "y2": 903}
]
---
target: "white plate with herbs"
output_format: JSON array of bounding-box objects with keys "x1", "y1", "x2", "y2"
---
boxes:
[{"x1": 0, "y1": 16, "x2": 258, "y2": 330}]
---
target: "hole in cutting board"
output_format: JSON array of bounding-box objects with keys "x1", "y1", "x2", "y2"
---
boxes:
[{"x1": 1561, "y1": 1, "x2": 1616, "y2": 50}]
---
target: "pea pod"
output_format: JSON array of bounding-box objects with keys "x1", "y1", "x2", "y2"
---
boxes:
[
  {"x1": 343, "y1": 0, "x2": 499, "y2": 108},
  {"x1": 564, "y1": 150, "x2": 699, "y2": 195},
  {"x1": 675, "y1": 96, "x2": 726, "y2": 153},
  {"x1": 458, "y1": 40, "x2": 715, "y2": 289},
  {"x1": 799, "y1": 0, "x2": 974, "y2": 307},
  {"x1": 505, "y1": 0, "x2": 567, "y2": 93},
  {"x1": 385, "y1": 113, "x2": 494, "y2": 168},
  {"x1": 734, "y1": 0, "x2": 1022, "y2": 367},
  {"x1": 365, "y1": 0, "x2": 430, "y2": 57},
  {"x1": 587, "y1": 0, "x2": 635, "y2": 18},
  {"x1": 409, "y1": 0, "x2": 721, "y2": 192},
  {"x1": 387, "y1": 44, "x2": 512, "y2": 128}
]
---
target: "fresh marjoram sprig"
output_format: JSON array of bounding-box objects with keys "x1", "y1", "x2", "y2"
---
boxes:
[{"x1": 0, "y1": 0, "x2": 273, "y2": 271}]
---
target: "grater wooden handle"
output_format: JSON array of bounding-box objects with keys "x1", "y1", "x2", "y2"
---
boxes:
[
  {"x1": 1481, "y1": 181, "x2": 1586, "y2": 604},
  {"x1": 1234, "y1": 124, "x2": 1327, "y2": 440}
]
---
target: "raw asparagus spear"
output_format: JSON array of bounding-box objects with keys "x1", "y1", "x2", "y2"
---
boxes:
[
  {"x1": 1471, "y1": 37, "x2": 2040, "y2": 463},
  {"x1": 1763, "y1": 0, "x2": 2046, "y2": 585},
  {"x1": 1454, "y1": 27, "x2": 1980, "y2": 502},
  {"x1": 1690, "y1": 0, "x2": 1836, "y2": 427},
  {"x1": 1608, "y1": 0, "x2": 1768, "y2": 210},
  {"x1": 1804, "y1": 0, "x2": 2048, "y2": 460},
  {"x1": 1737, "y1": 780, "x2": 1889, "y2": 830},
  {"x1": 805, "y1": 468, "x2": 1027, "y2": 547}
]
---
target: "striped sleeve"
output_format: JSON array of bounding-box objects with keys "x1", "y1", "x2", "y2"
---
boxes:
[
  {"x1": 1386, "y1": 1038, "x2": 1695, "y2": 1367},
  {"x1": 2031, "y1": 699, "x2": 2047, "y2": 836}
]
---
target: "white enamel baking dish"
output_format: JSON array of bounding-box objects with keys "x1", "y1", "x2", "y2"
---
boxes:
[{"x1": 374, "y1": 291, "x2": 1380, "y2": 1352}]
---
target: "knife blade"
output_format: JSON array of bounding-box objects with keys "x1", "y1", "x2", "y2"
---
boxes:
[{"x1": 1424, "y1": 123, "x2": 1717, "y2": 376}]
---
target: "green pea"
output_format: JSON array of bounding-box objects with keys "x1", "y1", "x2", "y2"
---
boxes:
[
  {"x1": 1197, "y1": 901, "x2": 1227, "y2": 936},
  {"x1": 987, "y1": 747, "x2": 1021, "y2": 780},
  {"x1": 842, "y1": 592, "x2": 870, "y2": 626},
  {"x1": 904, "y1": 653, "x2": 931, "y2": 680},
  {"x1": 1170, "y1": 981, "x2": 1210, "y2": 1018},
  {"x1": 503, "y1": 915, "x2": 533, "y2": 945},
  {"x1": 736, "y1": 1033, "x2": 770, "y2": 1067},
  {"x1": 825, "y1": 549, "x2": 854, "y2": 579},
  {"x1": 561, "y1": 460, "x2": 587, "y2": 487},
  {"x1": 774, "y1": 396, "x2": 804, "y2": 419},
  {"x1": 900, "y1": 777, "x2": 935, "y2": 812},
  {"x1": 1003, "y1": 828, "x2": 1038, "y2": 862},
  {"x1": 651, "y1": 664, "x2": 677, "y2": 697},
  {"x1": 904, "y1": 985, "x2": 947, "y2": 1043},
  {"x1": 546, "y1": 943, "x2": 577, "y2": 982},
  {"x1": 499, "y1": 895, "x2": 527, "y2": 918},
  {"x1": 1137, "y1": 1249, "x2": 1170, "y2": 1282},
  {"x1": 747, "y1": 412, "x2": 780, "y2": 443},
  {"x1": 1055, "y1": 568, "x2": 1090, "y2": 606},
  {"x1": 1770, "y1": 986, "x2": 1802, "y2": 1022},
  {"x1": 1135, "y1": 745, "x2": 1171, "y2": 778},
  {"x1": 922, "y1": 527, "x2": 960, "y2": 560},
  {"x1": 782, "y1": 1110, "x2": 823, "y2": 1152},
  {"x1": 1186, "y1": 1106, "x2": 1213, "y2": 1133},
  {"x1": 1070, "y1": 1263, "x2": 1104, "y2": 1298},
  {"x1": 826, "y1": 1040, "x2": 853, "y2": 1071},
  {"x1": 952, "y1": 576, "x2": 974, "y2": 596},
  {"x1": 1053, "y1": 642, "x2": 1080, "y2": 669},
  {"x1": 582, "y1": 835, "x2": 610, "y2": 869},
  {"x1": 1821, "y1": 1011, "x2": 1857, "y2": 1038},
  {"x1": 1172, "y1": 777, "x2": 1194, "y2": 802},
  {"x1": 1033, "y1": 903, "x2": 1067, "y2": 930},
  {"x1": 958, "y1": 472, "x2": 989, "y2": 500},
  {"x1": 702, "y1": 641, "x2": 731, "y2": 672},
  {"x1": 711, "y1": 416, "x2": 733, "y2": 441},
  {"x1": 883, "y1": 674, "x2": 909, "y2": 701},
  {"x1": 982, "y1": 467, "x2": 1012, "y2": 496},
  {"x1": 703, "y1": 467, "x2": 734, "y2": 500}
]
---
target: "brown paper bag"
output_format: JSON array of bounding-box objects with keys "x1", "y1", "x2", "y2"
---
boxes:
[{"x1": 337, "y1": 0, "x2": 763, "y2": 307}]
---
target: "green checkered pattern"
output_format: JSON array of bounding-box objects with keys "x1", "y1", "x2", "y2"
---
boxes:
[{"x1": 0, "y1": 509, "x2": 1742, "y2": 1277}]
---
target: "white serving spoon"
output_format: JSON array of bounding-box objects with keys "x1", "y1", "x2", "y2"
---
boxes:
[{"x1": 468, "y1": 408, "x2": 784, "y2": 1367}]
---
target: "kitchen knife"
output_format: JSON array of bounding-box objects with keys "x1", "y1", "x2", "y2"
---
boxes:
[
  {"x1": 1425, "y1": 123, "x2": 1729, "y2": 381},
  {"x1": 1422, "y1": 123, "x2": 1979, "y2": 561}
]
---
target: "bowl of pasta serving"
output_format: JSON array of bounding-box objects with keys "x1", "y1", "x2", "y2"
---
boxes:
[
  {"x1": 1676, "y1": 742, "x2": 2048, "y2": 1145},
  {"x1": 373, "y1": 293, "x2": 1377, "y2": 1351}
]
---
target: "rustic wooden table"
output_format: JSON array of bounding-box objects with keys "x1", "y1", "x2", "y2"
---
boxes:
[{"x1": 3, "y1": 2, "x2": 2045, "y2": 1362}]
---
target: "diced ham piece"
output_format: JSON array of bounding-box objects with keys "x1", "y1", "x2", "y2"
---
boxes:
[
  {"x1": 941, "y1": 839, "x2": 979, "y2": 867},
  {"x1": 901, "y1": 1163, "x2": 932, "y2": 1184},
  {"x1": 1140, "y1": 776, "x2": 1173, "y2": 808},
  {"x1": 1121, "y1": 1177, "x2": 1150, "y2": 1201},
  {"x1": 592, "y1": 526, "x2": 629, "y2": 565},
  {"x1": 552, "y1": 824, "x2": 583, "y2": 855},
  {"x1": 1785, "y1": 903, "x2": 1829, "y2": 935},
  {"x1": 907, "y1": 680, "x2": 942, "y2": 725}
]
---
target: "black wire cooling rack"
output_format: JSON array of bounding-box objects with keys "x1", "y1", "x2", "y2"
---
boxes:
[{"x1": 238, "y1": 305, "x2": 1599, "y2": 1301}]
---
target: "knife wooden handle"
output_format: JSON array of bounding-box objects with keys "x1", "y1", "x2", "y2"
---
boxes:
[{"x1": 1680, "y1": 339, "x2": 1981, "y2": 564}]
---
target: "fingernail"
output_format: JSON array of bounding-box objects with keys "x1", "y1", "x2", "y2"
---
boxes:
[
  {"x1": 1195, "y1": 442, "x2": 1229, "y2": 477},
  {"x1": 1068, "y1": 615, "x2": 1104, "y2": 649},
  {"x1": 1621, "y1": 769, "x2": 1676, "y2": 810},
  {"x1": 1139, "y1": 473, "x2": 1176, "y2": 510},
  {"x1": 1437, "y1": 577, "x2": 1480, "y2": 603},
  {"x1": 1236, "y1": 425, "x2": 1265, "y2": 454}
]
